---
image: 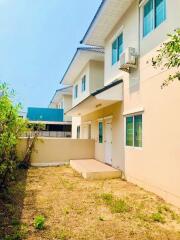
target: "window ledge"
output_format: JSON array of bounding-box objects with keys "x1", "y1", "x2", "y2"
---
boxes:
[{"x1": 123, "y1": 107, "x2": 144, "y2": 116}]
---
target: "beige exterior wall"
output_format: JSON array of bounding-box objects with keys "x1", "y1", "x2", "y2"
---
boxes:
[
  {"x1": 81, "y1": 102, "x2": 124, "y2": 170},
  {"x1": 104, "y1": 0, "x2": 139, "y2": 86},
  {"x1": 72, "y1": 116, "x2": 81, "y2": 139},
  {"x1": 63, "y1": 95, "x2": 72, "y2": 122},
  {"x1": 73, "y1": 63, "x2": 90, "y2": 107},
  {"x1": 100, "y1": 0, "x2": 180, "y2": 207},
  {"x1": 72, "y1": 60, "x2": 104, "y2": 107},
  {"x1": 17, "y1": 138, "x2": 95, "y2": 166},
  {"x1": 89, "y1": 61, "x2": 104, "y2": 93}
]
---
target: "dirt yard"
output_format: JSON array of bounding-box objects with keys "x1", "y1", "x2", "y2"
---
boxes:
[{"x1": 1, "y1": 166, "x2": 180, "y2": 240}]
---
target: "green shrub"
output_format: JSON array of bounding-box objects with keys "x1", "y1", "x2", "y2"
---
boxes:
[
  {"x1": 34, "y1": 215, "x2": 45, "y2": 230},
  {"x1": 0, "y1": 83, "x2": 27, "y2": 187}
]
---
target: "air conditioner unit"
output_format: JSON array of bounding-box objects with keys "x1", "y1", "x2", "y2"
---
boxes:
[{"x1": 119, "y1": 47, "x2": 137, "y2": 72}]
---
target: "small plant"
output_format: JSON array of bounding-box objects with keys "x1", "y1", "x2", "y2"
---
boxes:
[
  {"x1": 34, "y1": 215, "x2": 45, "y2": 230},
  {"x1": 111, "y1": 199, "x2": 129, "y2": 213},
  {"x1": 151, "y1": 212, "x2": 165, "y2": 223}
]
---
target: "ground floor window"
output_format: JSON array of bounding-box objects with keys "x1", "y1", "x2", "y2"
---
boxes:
[
  {"x1": 98, "y1": 122, "x2": 103, "y2": 144},
  {"x1": 126, "y1": 114, "x2": 142, "y2": 147},
  {"x1": 77, "y1": 126, "x2": 80, "y2": 139}
]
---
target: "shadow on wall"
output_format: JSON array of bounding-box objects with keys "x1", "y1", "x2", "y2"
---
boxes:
[{"x1": 129, "y1": 61, "x2": 140, "y2": 93}]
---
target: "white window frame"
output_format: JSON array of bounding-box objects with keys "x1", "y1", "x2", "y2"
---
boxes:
[{"x1": 111, "y1": 26, "x2": 124, "y2": 67}]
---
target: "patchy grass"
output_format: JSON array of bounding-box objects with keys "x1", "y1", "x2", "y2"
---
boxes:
[
  {"x1": 151, "y1": 212, "x2": 166, "y2": 223},
  {"x1": 111, "y1": 199, "x2": 129, "y2": 213},
  {"x1": 101, "y1": 193, "x2": 129, "y2": 213},
  {"x1": 1, "y1": 166, "x2": 180, "y2": 240}
]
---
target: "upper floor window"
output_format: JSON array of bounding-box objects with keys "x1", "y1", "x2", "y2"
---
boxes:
[
  {"x1": 82, "y1": 75, "x2": 86, "y2": 92},
  {"x1": 74, "y1": 85, "x2": 78, "y2": 99},
  {"x1": 112, "y1": 33, "x2": 123, "y2": 65},
  {"x1": 143, "y1": 0, "x2": 166, "y2": 37}
]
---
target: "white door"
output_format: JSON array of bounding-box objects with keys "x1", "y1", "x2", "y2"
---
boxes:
[
  {"x1": 83, "y1": 124, "x2": 91, "y2": 139},
  {"x1": 83, "y1": 125, "x2": 89, "y2": 139},
  {"x1": 105, "y1": 120, "x2": 112, "y2": 165}
]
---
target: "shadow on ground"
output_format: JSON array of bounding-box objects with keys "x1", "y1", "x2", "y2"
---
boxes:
[{"x1": 0, "y1": 169, "x2": 29, "y2": 240}]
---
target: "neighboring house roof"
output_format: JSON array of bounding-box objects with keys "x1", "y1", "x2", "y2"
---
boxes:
[
  {"x1": 80, "y1": 0, "x2": 134, "y2": 47},
  {"x1": 27, "y1": 107, "x2": 64, "y2": 122},
  {"x1": 49, "y1": 86, "x2": 72, "y2": 107},
  {"x1": 60, "y1": 47, "x2": 104, "y2": 85}
]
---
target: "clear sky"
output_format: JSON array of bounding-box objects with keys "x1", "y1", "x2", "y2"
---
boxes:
[{"x1": 0, "y1": 0, "x2": 101, "y2": 111}]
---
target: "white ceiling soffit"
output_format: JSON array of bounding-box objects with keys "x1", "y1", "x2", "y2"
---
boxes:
[
  {"x1": 66, "y1": 96, "x2": 118, "y2": 117},
  {"x1": 95, "y1": 83, "x2": 123, "y2": 101},
  {"x1": 61, "y1": 49, "x2": 104, "y2": 85},
  {"x1": 66, "y1": 82, "x2": 123, "y2": 117},
  {"x1": 81, "y1": 0, "x2": 134, "y2": 47}
]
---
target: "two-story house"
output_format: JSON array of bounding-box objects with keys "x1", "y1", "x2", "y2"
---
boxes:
[
  {"x1": 60, "y1": 47, "x2": 105, "y2": 139},
  {"x1": 49, "y1": 86, "x2": 72, "y2": 122},
  {"x1": 62, "y1": 0, "x2": 180, "y2": 207}
]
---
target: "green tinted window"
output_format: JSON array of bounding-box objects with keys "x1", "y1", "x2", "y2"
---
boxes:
[
  {"x1": 99, "y1": 122, "x2": 103, "y2": 144},
  {"x1": 118, "y1": 33, "x2": 123, "y2": 58},
  {"x1": 126, "y1": 117, "x2": 133, "y2": 146},
  {"x1": 134, "y1": 115, "x2": 142, "y2": 147},
  {"x1": 82, "y1": 75, "x2": 86, "y2": 92},
  {"x1": 112, "y1": 33, "x2": 123, "y2": 65},
  {"x1": 112, "y1": 39, "x2": 118, "y2": 65}
]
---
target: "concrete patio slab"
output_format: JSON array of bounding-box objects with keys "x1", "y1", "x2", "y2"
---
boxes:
[{"x1": 70, "y1": 159, "x2": 121, "y2": 180}]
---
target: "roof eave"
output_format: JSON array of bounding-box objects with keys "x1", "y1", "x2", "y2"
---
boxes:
[{"x1": 80, "y1": 0, "x2": 106, "y2": 46}]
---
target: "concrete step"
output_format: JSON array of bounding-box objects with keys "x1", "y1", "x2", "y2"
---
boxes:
[{"x1": 70, "y1": 159, "x2": 121, "y2": 180}]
